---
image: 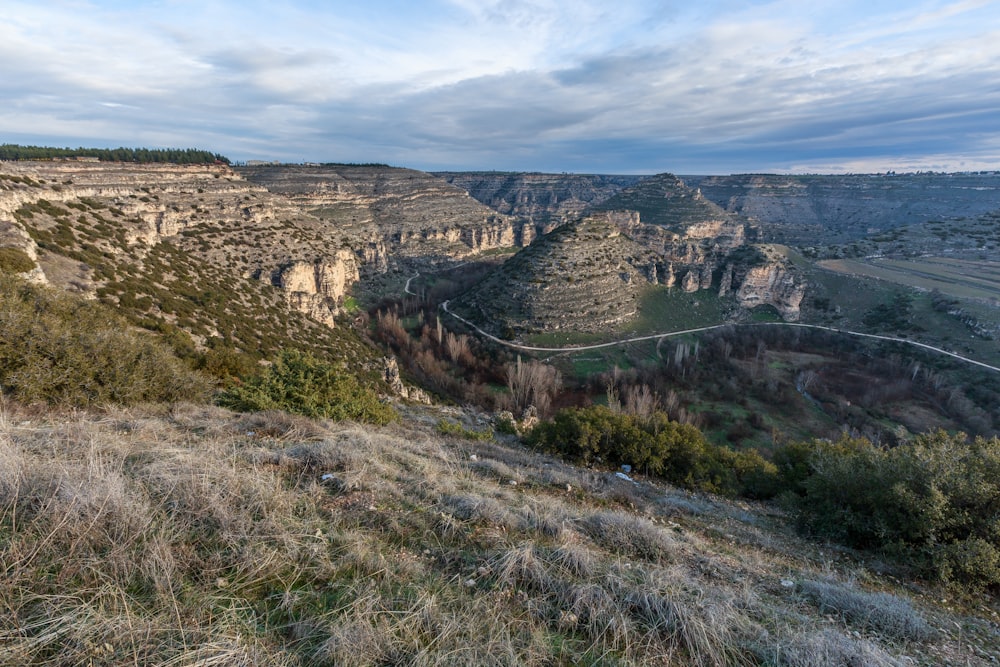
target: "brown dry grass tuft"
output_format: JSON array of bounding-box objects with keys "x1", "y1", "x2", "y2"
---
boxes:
[{"x1": 0, "y1": 399, "x2": 993, "y2": 666}]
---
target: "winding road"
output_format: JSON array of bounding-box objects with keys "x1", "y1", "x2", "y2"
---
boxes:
[
  {"x1": 440, "y1": 301, "x2": 1000, "y2": 374},
  {"x1": 403, "y1": 271, "x2": 420, "y2": 297}
]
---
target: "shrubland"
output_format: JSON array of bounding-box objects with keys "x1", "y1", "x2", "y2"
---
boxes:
[
  {"x1": 217, "y1": 349, "x2": 397, "y2": 425},
  {"x1": 527, "y1": 406, "x2": 778, "y2": 499},
  {"x1": 0, "y1": 275, "x2": 209, "y2": 406},
  {"x1": 775, "y1": 430, "x2": 1000, "y2": 592}
]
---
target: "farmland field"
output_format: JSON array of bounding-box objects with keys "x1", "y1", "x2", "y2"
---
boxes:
[{"x1": 817, "y1": 256, "x2": 1000, "y2": 303}]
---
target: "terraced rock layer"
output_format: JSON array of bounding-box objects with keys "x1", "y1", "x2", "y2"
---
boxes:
[
  {"x1": 453, "y1": 216, "x2": 656, "y2": 335},
  {"x1": 685, "y1": 172, "x2": 1000, "y2": 245},
  {"x1": 434, "y1": 171, "x2": 643, "y2": 231},
  {"x1": 240, "y1": 165, "x2": 535, "y2": 265}
]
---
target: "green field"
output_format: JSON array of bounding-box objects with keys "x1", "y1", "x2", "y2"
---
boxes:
[
  {"x1": 625, "y1": 286, "x2": 731, "y2": 334},
  {"x1": 817, "y1": 256, "x2": 1000, "y2": 303},
  {"x1": 806, "y1": 260, "x2": 1000, "y2": 366}
]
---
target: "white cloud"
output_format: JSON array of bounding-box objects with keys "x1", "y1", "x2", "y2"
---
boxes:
[{"x1": 1, "y1": 0, "x2": 998, "y2": 172}]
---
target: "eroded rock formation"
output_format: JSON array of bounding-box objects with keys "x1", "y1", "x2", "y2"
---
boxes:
[
  {"x1": 274, "y1": 252, "x2": 360, "y2": 326},
  {"x1": 736, "y1": 263, "x2": 806, "y2": 320}
]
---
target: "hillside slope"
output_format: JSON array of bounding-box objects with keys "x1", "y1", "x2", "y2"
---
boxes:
[
  {"x1": 452, "y1": 215, "x2": 656, "y2": 336},
  {"x1": 686, "y1": 172, "x2": 1000, "y2": 245},
  {"x1": 434, "y1": 171, "x2": 643, "y2": 231},
  {"x1": 2, "y1": 401, "x2": 996, "y2": 666},
  {"x1": 0, "y1": 161, "x2": 536, "y2": 369}
]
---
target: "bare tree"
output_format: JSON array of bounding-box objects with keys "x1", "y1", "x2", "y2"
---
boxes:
[
  {"x1": 506, "y1": 356, "x2": 562, "y2": 417},
  {"x1": 444, "y1": 332, "x2": 470, "y2": 364},
  {"x1": 624, "y1": 384, "x2": 659, "y2": 421}
]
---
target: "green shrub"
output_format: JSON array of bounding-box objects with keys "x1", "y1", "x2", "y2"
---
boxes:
[
  {"x1": 436, "y1": 418, "x2": 493, "y2": 441},
  {"x1": 777, "y1": 431, "x2": 1000, "y2": 590},
  {"x1": 197, "y1": 343, "x2": 258, "y2": 382},
  {"x1": 0, "y1": 247, "x2": 35, "y2": 274},
  {"x1": 217, "y1": 349, "x2": 397, "y2": 425},
  {"x1": 526, "y1": 406, "x2": 779, "y2": 498},
  {"x1": 0, "y1": 275, "x2": 209, "y2": 405}
]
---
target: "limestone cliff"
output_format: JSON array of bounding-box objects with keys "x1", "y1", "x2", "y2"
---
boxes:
[
  {"x1": 434, "y1": 172, "x2": 644, "y2": 231},
  {"x1": 273, "y1": 251, "x2": 360, "y2": 326},
  {"x1": 239, "y1": 165, "x2": 534, "y2": 269},
  {"x1": 736, "y1": 263, "x2": 806, "y2": 320}
]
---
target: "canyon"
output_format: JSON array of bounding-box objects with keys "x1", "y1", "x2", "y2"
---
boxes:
[{"x1": 2, "y1": 160, "x2": 999, "y2": 358}]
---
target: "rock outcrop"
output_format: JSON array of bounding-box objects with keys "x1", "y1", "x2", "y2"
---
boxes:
[
  {"x1": 736, "y1": 263, "x2": 806, "y2": 320},
  {"x1": 382, "y1": 357, "x2": 432, "y2": 404},
  {"x1": 274, "y1": 251, "x2": 360, "y2": 326}
]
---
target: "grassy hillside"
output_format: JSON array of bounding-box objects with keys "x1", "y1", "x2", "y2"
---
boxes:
[{"x1": 3, "y1": 401, "x2": 998, "y2": 666}]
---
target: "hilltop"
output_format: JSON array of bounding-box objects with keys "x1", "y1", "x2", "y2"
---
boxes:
[
  {"x1": 452, "y1": 215, "x2": 656, "y2": 336},
  {"x1": 452, "y1": 174, "x2": 805, "y2": 342},
  {"x1": 593, "y1": 173, "x2": 741, "y2": 234}
]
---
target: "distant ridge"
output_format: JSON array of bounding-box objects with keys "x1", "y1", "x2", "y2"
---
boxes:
[
  {"x1": 0, "y1": 144, "x2": 230, "y2": 164},
  {"x1": 591, "y1": 173, "x2": 736, "y2": 232}
]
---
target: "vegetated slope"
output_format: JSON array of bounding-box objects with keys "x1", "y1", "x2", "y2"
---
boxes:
[
  {"x1": 434, "y1": 171, "x2": 644, "y2": 231},
  {"x1": 0, "y1": 161, "x2": 540, "y2": 374},
  {"x1": 592, "y1": 173, "x2": 745, "y2": 234},
  {"x1": 2, "y1": 400, "x2": 993, "y2": 666},
  {"x1": 240, "y1": 164, "x2": 536, "y2": 264},
  {"x1": 0, "y1": 161, "x2": 378, "y2": 372},
  {"x1": 0, "y1": 274, "x2": 210, "y2": 405},
  {"x1": 686, "y1": 172, "x2": 1000, "y2": 246},
  {"x1": 452, "y1": 215, "x2": 656, "y2": 336}
]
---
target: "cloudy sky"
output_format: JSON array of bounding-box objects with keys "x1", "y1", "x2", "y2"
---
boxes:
[{"x1": 3, "y1": 1, "x2": 999, "y2": 173}]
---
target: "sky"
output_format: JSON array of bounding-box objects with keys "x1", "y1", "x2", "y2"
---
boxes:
[{"x1": 2, "y1": 0, "x2": 1000, "y2": 174}]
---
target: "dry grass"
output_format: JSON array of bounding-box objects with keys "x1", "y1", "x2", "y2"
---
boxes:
[
  {"x1": 0, "y1": 399, "x2": 996, "y2": 665},
  {"x1": 799, "y1": 578, "x2": 934, "y2": 641}
]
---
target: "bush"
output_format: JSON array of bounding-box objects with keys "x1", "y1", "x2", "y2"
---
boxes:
[
  {"x1": 0, "y1": 275, "x2": 209, "y2": 405},
  {"x1": 777, "y1": 431, "x2": 1000, "y2": 590},
  {"x1": 217, "y1": 349, "x2": 397, "y2": 425},
  {"x1": 0, "y1": 247, "x2": 35, "y2": 274},
  {"x1": 526, "y1": 406, "x2": 779, "y2": 498},
  {"x1": 436, "y1": 419, "x2": 493, "y2": 441}
]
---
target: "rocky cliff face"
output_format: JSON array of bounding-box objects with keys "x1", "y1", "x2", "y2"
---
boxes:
[
  {"x1": 239, "y1": 165, "x2": 534, "y2": 268},
  {"x1": 736, "y1": 263, "x2": 806, "y2": 320},
  {"x1": 686, "y1": 172, "x2": 1000, "y2": 245},
  {"x1": 434, "y1": 172, "x2": 643, "y2": 232},
  {"x1": 273, "y1": 251, "x2": 360, "y2": 326}
]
